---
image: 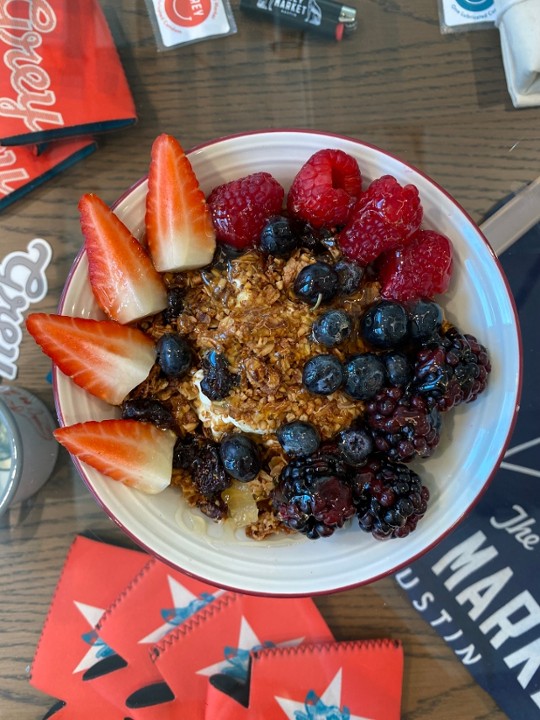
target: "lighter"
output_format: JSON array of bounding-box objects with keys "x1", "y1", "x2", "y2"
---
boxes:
[{"x1": 239, "y1": 0, "x2": 357, "y2": 40}]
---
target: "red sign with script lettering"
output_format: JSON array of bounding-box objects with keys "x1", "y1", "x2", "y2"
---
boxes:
[{"x1": 0, "y1": 0, "x2": 136, "y2": 146}]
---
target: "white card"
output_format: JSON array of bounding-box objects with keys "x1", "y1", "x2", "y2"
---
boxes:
[
  {"x1": 440, "y1": 0, "x2": 497, "y2": 29},
  {"x1": 146, "y1": 0, "x2": 237, "y2": 49}
]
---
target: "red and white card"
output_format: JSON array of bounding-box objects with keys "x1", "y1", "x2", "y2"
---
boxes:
[
  {"x1": 0, "y1": 0, "x2": 136, "y2": 147},
  {"x1": 152, "y1": 591, "x2": 334, "y2": 719},
  {"x1": 94, "y1": 556, "x2": 225, "y2": 719},
  {"x1": 248, "y1": 639, "x2": 404, "y2": 720},
  {"x1": 30, "y1": 535, "x2": 148, "y2": 719}
]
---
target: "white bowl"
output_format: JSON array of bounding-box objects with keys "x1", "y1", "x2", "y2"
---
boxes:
[{"x1": 55, "y1": 130, "x2": 521, "y2": 596}]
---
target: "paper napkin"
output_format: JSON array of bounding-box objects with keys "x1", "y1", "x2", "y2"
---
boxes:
[
  {"x1": 94, "y1": 557, "x2": 225, "y2": 719},
  {"x1": 0, "y1": 139, "x2": 96, "y2": 211},
  {"x1": 0, "y1": 0, "x2": 136, "y2": 146},
  {"x1": 247, "y1": 639, "x2": 404, "y2": 720},
  {"x1": 151, "y1": 592, "x2": 334, "y2": 720},
  {"x1": 30, "y1": 535, "x2": 148, "y2": 719},
  {"x1": 495, "y1": 0, "x2": 540, "y2": 107}
]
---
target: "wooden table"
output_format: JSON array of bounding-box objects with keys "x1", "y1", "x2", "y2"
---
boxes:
[{"x1": 1, "y1": 1, "x2": 538, "y2": 717}]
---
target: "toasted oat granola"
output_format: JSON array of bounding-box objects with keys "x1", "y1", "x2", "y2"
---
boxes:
[{"x1": 129, "y1": 243, "x2": 379, "y2": 538}]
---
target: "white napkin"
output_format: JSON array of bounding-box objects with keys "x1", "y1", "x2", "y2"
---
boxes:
[{"x1": 495, "y1": 0, "x2": 540, "y2": 107}]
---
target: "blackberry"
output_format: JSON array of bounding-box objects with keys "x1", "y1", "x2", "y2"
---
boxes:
[
  {"x1": 353, "y1": 456, "x2": 430, "y2": 540},
  {"x1": 200, "y1": 350, "x2": 238, "y2": 401},
  {"x1": 271, "y1": 446, "x2": 355, "y2": 539},
  {"x1": 413, "y1": 325, "x2": 491, "y2": 411},
  {"x1": 366, "y1": 386, "x2": 441, "y2": 463}
]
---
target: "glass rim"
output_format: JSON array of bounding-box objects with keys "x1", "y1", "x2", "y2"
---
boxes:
[{"x1": 0, "y1": 398, "x2": 23, "y2": 517}]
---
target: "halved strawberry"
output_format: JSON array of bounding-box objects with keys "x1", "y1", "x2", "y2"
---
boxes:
[
  {"x1": 54, "y1": 419, "x2": 176, "y2": 494},
  {"x1": 79, "y1": 193, "x2": 167, "y2": 324},
  {"x1": 146, "y1": 133, "x2": 216, "y2": 272},
  {"x1": 26, "y1": 314, "x2": 156, "y2": 405}
]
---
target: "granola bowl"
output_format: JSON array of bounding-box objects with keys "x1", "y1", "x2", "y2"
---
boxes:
[{"x1": 55, "y1": 130, "x2": 521, "y2": 596}]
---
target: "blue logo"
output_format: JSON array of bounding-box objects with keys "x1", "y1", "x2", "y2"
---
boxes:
[
  {"x1": 454, "y1": 0, "x2": 493, "y2": 11},
  {"x1": 294, "y1": 689, "x2": 351, "y2": 720}
]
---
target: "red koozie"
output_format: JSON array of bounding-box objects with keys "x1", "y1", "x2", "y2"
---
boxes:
[
  {"x1": 95, "y1": 556, "x2": 226, "y2": 719},
  {"x1": 30, "y1": 535, "x2": 149, "y2": 718},
  {"x1": 0, "y1": 0, "x2": 136, "y2": 146},
  {"x1": 248, "y1": 639, "x2": 404, "y2": 720},
  {"x1": 152, "y1": 592, "x2": 334, "y2": 720}
]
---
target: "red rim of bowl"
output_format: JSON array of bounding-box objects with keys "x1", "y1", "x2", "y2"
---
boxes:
[{"x1": 54, "y1": 129, "x2": 523, "y2": 597}]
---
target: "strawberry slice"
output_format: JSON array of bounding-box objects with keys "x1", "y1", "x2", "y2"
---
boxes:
[
  {"x1": 54, "y1": 419, "x2": 176, "y2": 494},
  {"x1": 79, "y1": 193, "x2": 167, "y2": 324},
  {"x1": 26, "y1": 313, "x2": 156, "y2": 405},
  {"x1": 146, "y1": 133, "x2": 216, "y2": 272}
]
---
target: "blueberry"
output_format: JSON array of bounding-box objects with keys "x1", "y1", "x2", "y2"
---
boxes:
[
  {"x1": 361, "y1": 301, "x2": 409, "y2": 349},
  {"x1": 277, "y1": 421, "x2": 320, "y2": 457},
  {"x1": 383, "y1": 351, "x2": 413, "y2": 387},
  {"x1": 219, "y1": 434, "x2": 261, "y2": 482},
  {"x1": 312, "y1": 310, "x2": 353, "y2": 347},
  {"x1": 408, "y1": 299, "x2": 443, "y2": 342},
  {"x1": 302, "y1": 354, "x2": 343, "y2": 395},
  {"x1": 156, "y1": 333, "x2": 192, "y2": 378},
  {"x1": 335, "y1": 260, "x2": 364, "y2": 295},
  {"x1": 337, "y1": 426, "x2": 373, "y2": 466},
  {"x1": 294, "y1": 262, "x2": 339, "y2": 306},
  {"x1": 343, "y1": 353, "x2": 386, "y2": 400},
  {"x1": 260, "y1": 215, "x2": 298, "y2": 256}
]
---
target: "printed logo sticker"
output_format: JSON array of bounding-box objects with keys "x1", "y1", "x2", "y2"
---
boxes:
[{"x1": 0, "y1": 238, "x2": 52, "y2": 380}]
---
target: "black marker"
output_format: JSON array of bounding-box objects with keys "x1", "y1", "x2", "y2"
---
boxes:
[{"x1": 240, "y1": 0, "x2": 357, "y2": 40}]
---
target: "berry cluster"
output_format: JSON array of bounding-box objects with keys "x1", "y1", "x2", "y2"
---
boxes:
[{"x1": 132, "y1": 148, "x2": 490, "y2": 540}]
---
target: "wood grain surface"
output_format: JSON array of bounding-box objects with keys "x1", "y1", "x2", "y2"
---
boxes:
[{"x1": 2, "y1": 0, "x2": 538, "y2": 716}]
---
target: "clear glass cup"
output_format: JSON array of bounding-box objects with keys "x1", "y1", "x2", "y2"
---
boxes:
[{"x1": 0, "y1": 385, "x2": 58, "y2": 517}]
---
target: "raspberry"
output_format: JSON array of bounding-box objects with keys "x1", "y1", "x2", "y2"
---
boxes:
[
  {"x1": 338, "y1": 175, "x2": 423, "y2": 264},
  {"x1": 379, "y1": 229, "x2": 453, "y2": 301},
  {"x1": 287, "y1": 149, "x2": 362, "y2": 229},
  {"x1": 207, "y1": 172, "x2": 284, "y2": 249}
]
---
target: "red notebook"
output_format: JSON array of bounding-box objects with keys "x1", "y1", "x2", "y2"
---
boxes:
[
  {"x1": 0, "y1": 0, "x2": 136, "y2": 146},
  {"x1": 0, "y1": 139, "x2": 96, "y2": 210}
]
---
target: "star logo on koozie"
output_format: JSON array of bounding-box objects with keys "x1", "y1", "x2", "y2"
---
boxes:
[
  {"x1": 196, "y1": 616, "x2": 304, "y2": 680},
  {"x1": 275, "y1": 668, "x2": 372, "y2": 720},
  {"x1": 73, "y1": 601, "x2": 114, "y2": 673},
  {"x1": 138, "y1": 577, "x2": 223, "y2": 644}
]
